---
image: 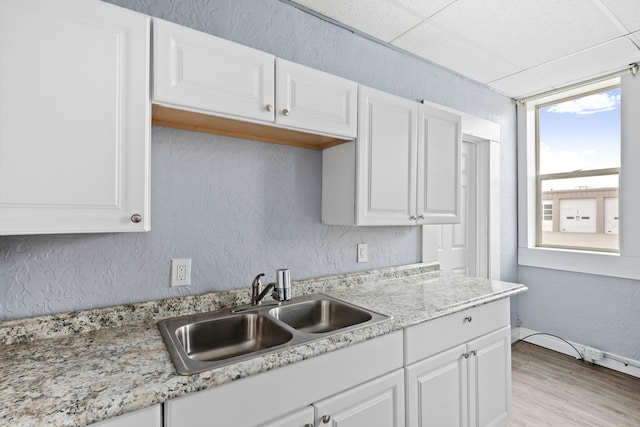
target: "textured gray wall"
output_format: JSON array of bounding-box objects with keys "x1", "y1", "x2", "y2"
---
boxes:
[
  {"x1": 0, "y1": 0, "x2": 517, "y2": 320},
  {"x1": 517, "y1": 267, "x2": 640, "y2": 359}
]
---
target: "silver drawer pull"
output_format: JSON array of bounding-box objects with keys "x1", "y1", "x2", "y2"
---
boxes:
[
  {"x1": 130, "y1": 214, "x2": 142, "y2": 223},
  {"x1": 322, "y1": 414, "x2": 331, "y2": 423},
  {"x1": 463, "y1": 316, "x2": 472, "y2": 323}
]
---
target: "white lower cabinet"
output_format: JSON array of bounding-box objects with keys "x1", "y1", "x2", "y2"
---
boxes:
[
  {"x1": 262, "y1": 407, "x2": 314, "y2": 427},
  {"x1": 313, "y1": 369, "x2": 405, "y2": 427},
  {"x1": 161, "y1": 299, "x2": 512, "y2": 427},
  {"x1": 92, "y1": 405, "x2": 162, "y2": 427},
  {"x1": 405, "y1": 299, "x2": 511, "y2": 427},
  {"x1": 164, "y1": 331, "x2": 404, "y2": 427}
]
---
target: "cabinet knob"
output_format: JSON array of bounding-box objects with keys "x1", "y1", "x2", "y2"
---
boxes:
[
  {"x1": 130, "y1": 214, "x2": 142, "y2": 223},
  {"x1": 282, "y1": 108, "x2": 290, "y2": 116},
  {"x1": 322, "y1": 414, "x2": 331, "y2": 423},
  {"x1": 463, "y1": 316, "x2": 472, "y2": 323},
  {"x1": 419, "y1": 214, "x2": 425, "y2": 219},
  {"x1": 265, "y1": 104, "x2": 273, "y2": 112},
  {"x1": 470, "y1": 350, "x2": 477, "y2": 357},
  {"x1": 462, "y1": 352, "x2": 469, "y2": 359},
  {"x1": 410, "y1": 215, "x2": 417, "y2": 220}
]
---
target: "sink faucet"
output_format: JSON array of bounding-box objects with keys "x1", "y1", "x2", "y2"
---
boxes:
[{"x1": 251, "y1": 269, "x2": 291, "y2": 306}]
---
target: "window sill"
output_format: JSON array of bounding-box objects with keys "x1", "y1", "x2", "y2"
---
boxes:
[{"x1": 518, "y1": 246, "x2": 640, "y2": 280}]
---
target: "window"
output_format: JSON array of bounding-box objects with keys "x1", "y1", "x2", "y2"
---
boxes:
[
  {"x1": 517, "y1": 72, "x2": 640, "y2": 280},
  {"x1": 536, "y1": 86, "x2": 620, "y2": 252}
]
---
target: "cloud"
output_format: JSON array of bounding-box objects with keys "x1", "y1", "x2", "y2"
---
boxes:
[{"x1": 547, "y1": 92, "x2": 620, "y2": 115}]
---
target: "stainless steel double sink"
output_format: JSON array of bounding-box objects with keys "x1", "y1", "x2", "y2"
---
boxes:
[{"x1": 158, "y1": 293, "x2": 391, "y2": 375}]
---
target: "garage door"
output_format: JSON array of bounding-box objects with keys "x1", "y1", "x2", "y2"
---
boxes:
[
  {"x1": 604, "y1": 197, "x2": 619, "y2": 235},
  {"x1": 560, "y1": 199, "x2": 596, "y2": 233}
]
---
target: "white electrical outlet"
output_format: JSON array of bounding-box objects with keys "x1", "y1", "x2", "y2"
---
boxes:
[
  {"x1": 171, "y1": 258, "x2": 191, "y2": 287},
  {"x1": 357, "y1": 243, "x2": 368, "y2": 263},
  {"x1": 583, "y1": 346, "x2": 604, "y2": 361}
]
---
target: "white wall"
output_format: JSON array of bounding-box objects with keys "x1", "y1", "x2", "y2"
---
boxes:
[{"x1": 0, "y1": 0, "x2": 517, "y2": 320}]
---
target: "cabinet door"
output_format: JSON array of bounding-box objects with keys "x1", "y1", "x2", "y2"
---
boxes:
[
  {"x1": 262, "y1": 406, "x2": 314, "y2": 427},
  {"x1": 153, "y1": 18, "x2": 275, "y2": 123},
  {"x1": 313, "y1": 369, "x2": 405, "y2": 427},
  {"x1": 0, "y1": 0, "x2": 150, "y2": 235},
  {"x1": 406, "y1": 344, "x2": 468, "y2": 427},
  {"x1": 357, "y1": 86, "x2": 417, "y2": 225},
  {"x1": 276, "y1": 59, "x2": 357, "y2": 138},
  {"x1": 417, "y1": 104, "x2": 462, "y2": 224},
  {"x1": 468, "y1": 326, "x2": 511, "y2": 427},
  {"x1": 92, "y1": 405, "x2": 161, "y2": 427}
]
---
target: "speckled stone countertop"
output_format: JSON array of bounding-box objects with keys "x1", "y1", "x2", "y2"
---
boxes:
[{"x1": 0, "y1": 263, "x2": 526, "y2": 426}]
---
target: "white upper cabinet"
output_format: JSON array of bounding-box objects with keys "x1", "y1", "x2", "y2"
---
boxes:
[
  {"x1": 0, "y1": 0, "x2": 150, "y2": 235},
  {"x1": 276, "y1": 58, "x2": 357, "y2": 138},
  {"x1": 152, "y1": 19, "x2": 356, "y2": 147},
  {"x1": 417, "y1": 103, "x2": 462, "y2": 224},
  {"x1": 322, "y1": 85, "x2": 462, "y2": 226},
  {"x1": 356, "y1": 86, "x2": 418, "y2": 225},
  {"x1": 153, "y1": 18, "x2": 275, "y2": 123}
]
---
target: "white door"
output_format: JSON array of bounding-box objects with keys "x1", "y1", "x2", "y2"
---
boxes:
[
  {"x1": 153, "y1": 18, "x2": 275, "y2": 123},
  {"x1": 417, "y1": 104, "x2": 462, "y2": 224},
  {"x1": 276, "y1": 58, "x2": 357, "y2": 137},
  {"x1": 405, "y1": 344, "x2": 468, "y2": 427},
  {"x1": 559, "y1": 199, "x2": 596, "y2": 233},
  {"x1": 468, "y1": 326, "x2": 511, "y2": 427},
  {"x1": 0, "y1": 0, "x2": 150, "y2": 235},
  {"x1": 313, "y1": 370, "x2": 405, "y2": 427},
  {"x1": 262, "y1": 406, "x2": 314, "y2": 427},
  {"x1": 605, "y1": 197, "x2": 619, "y2": 235},
  {"x1": 356, "y1": 86, "x2": 417, "y2": 225},
  {"x1": 435, "y1": 141, "x2": 477, "y2": 275}
]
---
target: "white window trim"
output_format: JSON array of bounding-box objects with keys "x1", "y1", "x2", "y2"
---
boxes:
[{"x1": 517, "y1": 75, "x2": 640, "y2": 280}]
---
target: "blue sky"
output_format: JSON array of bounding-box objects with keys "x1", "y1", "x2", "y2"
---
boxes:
[{"x1": 538, "y1": 88, "x2": 621, "y2": 176}]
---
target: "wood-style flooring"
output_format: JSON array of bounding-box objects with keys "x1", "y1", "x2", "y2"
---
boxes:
[{"x1": 508, "y1": 341, "x2": 640, "y2": 427}]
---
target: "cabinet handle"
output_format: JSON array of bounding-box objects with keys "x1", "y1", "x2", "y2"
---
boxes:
[
  {"x1": 418, "y1": 214, "x2": 425, "y2": 219},
  {"x1": 470, "y1": 350, "x2": 477, "y2": 357},
  {"x1": 321, "y1": 414, "x2": 331, "y2": 423},
  {"x1": 282, "y1": 108, "x2": 290, "y2": 116},
  {"x1": 265, "y1": 104, "x2": 273, "y2": 112},
  {"x1": 130, "y1": 214, "x2": 142, "y2": 223},
  {"x1": 462, "y1": 352, "x2": 469, "y2": 359},
  {"x1": 410, "y1": 215, "x2": 417, "y2": 220},
  {"x1": 463, "y1": 316, "x2": 472, "y2": 323}
]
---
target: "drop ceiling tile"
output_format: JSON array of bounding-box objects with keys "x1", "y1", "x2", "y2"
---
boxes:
[
  {"x1": 528, "y1": 37, "x2": 640, "y2": 89},
  {"x1": 290, "y1": 0, "x2": 423, "y2": 42},
  {"x1": 392, "y1": 21, "x2": 521, "y2": 84},
  {"x1": 430, "y1": 0, "x2": 626, "y2": 69},
  {"x1": 389, "y1": 0, "x2": 457, "y2": 19},
  {"x1": 601, "y1": 0, "x2": 640, "y2": 32},
  {"x1": 488, "y1": 72, "x2": 551, "y2": 99}
]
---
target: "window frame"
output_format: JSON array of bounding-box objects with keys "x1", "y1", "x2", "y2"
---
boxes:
[{"x1": 517, "y1": 75, "x2": 640, "y2": 280}]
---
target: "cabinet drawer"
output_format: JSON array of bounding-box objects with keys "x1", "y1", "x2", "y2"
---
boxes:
[{"x1": 404, "y1": 298, "x2": 509, "y2": 365}]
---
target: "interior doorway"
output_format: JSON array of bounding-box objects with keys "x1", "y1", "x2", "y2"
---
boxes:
[{"x1": 424, "y1": 138, "x2": 494, "y2": 279}]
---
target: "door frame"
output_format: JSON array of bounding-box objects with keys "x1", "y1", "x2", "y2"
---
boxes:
[{"x1": 421, "y1": 109, "x2": 500, "y2": 279}]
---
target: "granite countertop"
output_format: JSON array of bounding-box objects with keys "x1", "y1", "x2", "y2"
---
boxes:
[{"x1": 0, "y1": 263, "x2": 527, "y2": 426}]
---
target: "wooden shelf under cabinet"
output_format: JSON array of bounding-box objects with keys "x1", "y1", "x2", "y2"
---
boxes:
[{"x1": 152, "y1": 105, "x2": 350, "y2": 150}]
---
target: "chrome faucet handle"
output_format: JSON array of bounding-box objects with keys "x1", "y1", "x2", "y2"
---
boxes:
[{"x1": 251, "y1": 273, "x2": 266, "y2": 305}]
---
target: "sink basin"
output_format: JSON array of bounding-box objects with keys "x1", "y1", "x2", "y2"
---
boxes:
[
  {"x1": 268, "y1": 298, "x2": 373, "y2": 333},
  {"x1": 175, "y1": 313, "x2": 293, "y2": 362},
  {"x1": 158, "y1": 293, "x2": 391, "y2": 375}
]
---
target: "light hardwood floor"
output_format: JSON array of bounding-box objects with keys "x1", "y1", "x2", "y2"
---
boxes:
[{"x1": 508, "y1": 341, "x2": 640, "y2": 426}]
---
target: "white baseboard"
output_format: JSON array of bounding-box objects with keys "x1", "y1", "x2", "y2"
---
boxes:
[{"x1": 512, "y1": 327, "x2": 640, "y2": 379}]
